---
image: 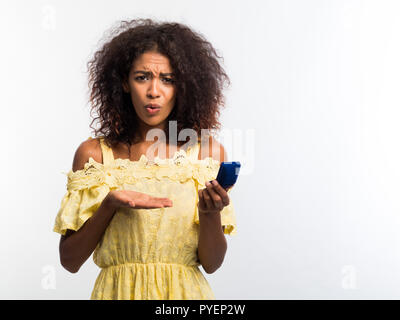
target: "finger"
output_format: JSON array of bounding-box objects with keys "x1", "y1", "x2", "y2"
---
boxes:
[
  {"x1": 210, "y1": 180, "x2": 230, "y2": 206},
  {"x1": 198, "y1": 189, "x2": 207, "y2": 211},
  {"x1": 147, "y1": 199, "x2": 165, "y2": 207},
  {"x1": 153, "y1": 198, "x2": 173, "y2": 207},
  {"x1": 157, "y1": 197, "x2": 173, "y2": 207},
  {"x1": 163, "y1": 199, "x2": 173, "y2": 207},
  {"x1": 134, "y1": 198, "x2": 164, "y2": 208},
  {"x1": 202, "y1": 187, "x2": 214, "y2": 210},
  {"x1": 199, "y1": 189, "x2": 209, "y2": 210},
  {"x1": 150, "y1": 197, "x2": 173, "y2": 207},
  {"x1": 205, "y1": 181, "x2": 224, "y2": 210}
]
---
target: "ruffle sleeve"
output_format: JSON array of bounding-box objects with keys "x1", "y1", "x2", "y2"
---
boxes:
[
  {"x1": 193, "y1": 159, "x2": 238, "y2": 236},
  {"x1": 220, "y1": 191, "x2": 237, "y2": 235},
  {"x1": 53, "y1": 162, "x2": 112, "y2": 236}
]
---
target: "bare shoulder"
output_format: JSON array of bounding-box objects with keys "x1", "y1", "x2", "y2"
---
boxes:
[
  {"x1": 72, "y1": 137, "x2": 103, "y2": 172},
  {"x1": 197, "y1": 136, "x2": 227, "y2": 163}
]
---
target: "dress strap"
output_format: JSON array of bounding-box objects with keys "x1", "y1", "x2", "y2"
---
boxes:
[{"x1": 99, "y1": 137, "x2": 115, "y2": 166}]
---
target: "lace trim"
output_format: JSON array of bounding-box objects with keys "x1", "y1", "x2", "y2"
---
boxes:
[{"x1": 62, "y1": 149, "x2": 221, "y2": 191}]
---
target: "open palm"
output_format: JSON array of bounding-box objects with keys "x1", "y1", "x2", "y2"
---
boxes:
[{"x1": 108, "y1": 190, "x2": 173, "y2": 209}]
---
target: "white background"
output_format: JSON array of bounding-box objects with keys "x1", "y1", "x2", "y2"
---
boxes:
[{"x1": 1, "y1": 0, "x2": 400, "y2": 299}]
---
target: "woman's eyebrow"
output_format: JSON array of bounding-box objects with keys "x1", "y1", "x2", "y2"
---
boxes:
[{"x1": 133, "y1": 70, "x2": 174, "y2": 76}]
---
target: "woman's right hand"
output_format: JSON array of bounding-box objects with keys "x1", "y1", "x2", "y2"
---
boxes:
[{"x1": 105, "y1": 190, "x2": 173, "y2": 210}]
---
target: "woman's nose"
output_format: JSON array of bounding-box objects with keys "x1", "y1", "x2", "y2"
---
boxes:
[{"x1": 147, "y1": 79, "x2": 160, "y2": 97}]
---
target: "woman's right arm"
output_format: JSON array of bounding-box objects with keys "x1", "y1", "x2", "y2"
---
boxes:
[
  {"x1": 59, "y1": 139, "x2": 116, "y2": 273},
  {"x1": 59, "y1": 194, "x2": 116, "y2": 273},
  {"x1": 59, "y1": 139, "x2": 172, "y2": 273}
]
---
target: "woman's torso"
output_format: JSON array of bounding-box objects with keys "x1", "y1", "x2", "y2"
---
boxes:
[{"x1": 92, "y1": 136, "x2": 205, "y2": 268}]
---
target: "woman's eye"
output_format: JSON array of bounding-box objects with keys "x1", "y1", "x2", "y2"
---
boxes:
[{"x1": 135, "y1": 76, "x2": 173, "y2": 83}]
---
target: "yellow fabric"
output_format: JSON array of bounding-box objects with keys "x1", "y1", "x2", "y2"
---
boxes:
[{"x1": 53, "y1": 136, "x2": 237, "y2": 300}]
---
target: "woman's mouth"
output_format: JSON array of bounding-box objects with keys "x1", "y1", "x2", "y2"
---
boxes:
[{"x1": 145, "y1": 105, "x2": 161, "y2": 115}]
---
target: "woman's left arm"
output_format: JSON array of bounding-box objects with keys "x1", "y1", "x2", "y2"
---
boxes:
[{"x1": 197, "y1": 179, "x2": 230, "y2": 274}]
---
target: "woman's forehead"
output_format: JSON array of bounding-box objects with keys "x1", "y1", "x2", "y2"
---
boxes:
[{"x1": 132, "y1": 51, "x2": 172, "y2": 71}]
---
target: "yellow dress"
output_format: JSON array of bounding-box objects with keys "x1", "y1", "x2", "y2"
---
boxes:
[{"x1": 53, "y1": 136, "x2": 237, "y2": 300}]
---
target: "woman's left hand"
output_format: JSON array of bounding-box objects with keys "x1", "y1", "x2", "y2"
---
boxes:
[{"x1": 198, "y1": 180, "x2": 230, "y2": 215}]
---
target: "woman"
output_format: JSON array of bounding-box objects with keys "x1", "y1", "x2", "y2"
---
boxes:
[{"x1": 53, "y1": 18, "x2": 237, "y2": 300}]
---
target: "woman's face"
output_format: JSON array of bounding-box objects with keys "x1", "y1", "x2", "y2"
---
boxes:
[{"x1": 123, "y1": 51, "x2": 177, "y2": 132}]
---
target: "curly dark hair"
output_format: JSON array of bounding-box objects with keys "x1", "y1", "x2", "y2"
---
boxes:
[{"x1": 87, "y1": 18, "x2": 231, "y2": 149}]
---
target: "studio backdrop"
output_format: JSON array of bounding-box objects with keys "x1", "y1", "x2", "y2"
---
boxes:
[{"x1": 1, "y1": 0, "x2": 399, "y2": 299}]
